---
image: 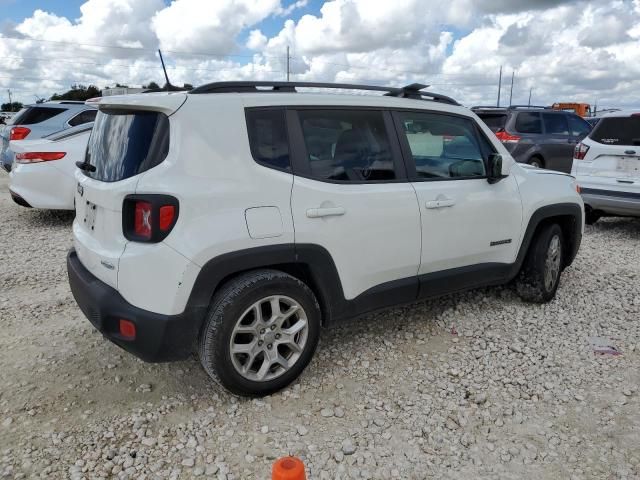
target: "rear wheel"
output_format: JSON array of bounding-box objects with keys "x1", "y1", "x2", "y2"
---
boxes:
[
  {"x1": 198, "y1": 269, "x2": 321, "y2": 396},
  {"x1": 528, "y1": 156, "x2": 544, "y2": 168},
  {"x1": 516, "y1": 223, "x2": 564, "y2": 303}
]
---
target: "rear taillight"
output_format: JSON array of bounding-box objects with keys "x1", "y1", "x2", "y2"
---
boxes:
[
  {"x1": 10, "y1": 127, "x2": 31, "y2": 141},
  {"x1": 123, "y1": 195, "x2": 179, "y2": 243},
  {"x1": 574, "y1": 143, "x2": 590, "y2": 160},
  {"x1": 15, "y1": 152, "x2": 66, "y2": 164},
  {"x1": 495, "y1": 130, "x2": 521, "y2": 143}
]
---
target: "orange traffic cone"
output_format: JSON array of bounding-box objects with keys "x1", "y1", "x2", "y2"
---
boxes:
[{"x1": 272, "y1": 456, "x2": 306, "y2": 480}]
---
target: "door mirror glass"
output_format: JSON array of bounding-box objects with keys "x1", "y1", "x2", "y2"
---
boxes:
[{"x1": 487, "y1": 153, "x2": 505, "y2": 183}]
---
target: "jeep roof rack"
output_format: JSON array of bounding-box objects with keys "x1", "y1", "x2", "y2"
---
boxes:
[
  {"x1": 189, "y1": 81, "x2": 460, "y2": 106},
  {"x1": 507, "y1": 105, "x2": 551, "y2": 110},
  {"x1": 471, "y1": 105, "x2": 508, "y2": 111}
]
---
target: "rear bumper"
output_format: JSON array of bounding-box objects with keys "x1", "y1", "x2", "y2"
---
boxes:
[
  {"x1": 67, "y1": 248, "x2": 199, "y2": 362},
  {"x1": 9, "y1": 163, "x2": 75, "y2": 210},
  {"x1": 581, "y1": 188, "x2": 640, "y2": 217}
]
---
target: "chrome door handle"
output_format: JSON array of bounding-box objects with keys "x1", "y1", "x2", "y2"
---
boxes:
[
  {"x1": 426, "y1": 198, "x2": 456, "y2": 209},
  {"x1": 306, "y1": 206, "x2": 346, "y2": 218}
]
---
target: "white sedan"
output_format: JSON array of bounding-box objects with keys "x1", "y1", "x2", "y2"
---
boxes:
[{"x1": 9, "y1": 123, "x2": 93, "y2": 210}]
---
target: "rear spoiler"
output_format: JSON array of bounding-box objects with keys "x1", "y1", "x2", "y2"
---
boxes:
[{"x1": 95, "y1": 93, "x2": 188, "y2": 116}]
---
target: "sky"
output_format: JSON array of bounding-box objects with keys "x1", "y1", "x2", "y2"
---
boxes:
[{"x1": 0, "y1": 0, "x2": 639, "y2": 109}]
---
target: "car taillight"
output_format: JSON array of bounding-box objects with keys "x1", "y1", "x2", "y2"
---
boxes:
[
  {"x1": 495, "y1": 130, "x2": 521, "y2": 143},
  {"x1": 10, "y1": 127, "x2": 31, "y2": 140},
  {"x1": 123, "y1": 195, "x2": 179, "y2": 243},
  {"x1": 134, "y1": 201, "x2": 153, "y2": 240},
  {"x1": 574, "y1": 143, "x2": 590, "y2": 160},
  {"x1": 15, "y1": 152, "x2": 66, "y2": 164}
]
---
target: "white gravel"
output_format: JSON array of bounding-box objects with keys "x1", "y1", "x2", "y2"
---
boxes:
[{"x1": 1, "y1": 173, "x2": 640, "y2": 479}]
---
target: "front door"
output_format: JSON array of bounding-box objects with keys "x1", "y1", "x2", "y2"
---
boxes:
[
  {"x1": 392, "y1": 110, "x2": 523, "y2": 295},
  {"x1": 289, "y1": 108, "x2": 422, "y2": 305}
]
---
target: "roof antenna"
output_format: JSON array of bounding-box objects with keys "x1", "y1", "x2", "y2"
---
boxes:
[{"x1": 158, "y1": 49, "x2": 172, "y2": 91}]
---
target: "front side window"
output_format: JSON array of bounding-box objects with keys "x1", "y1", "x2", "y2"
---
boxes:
[
  {"x1": 542, "y1": 113, "x2": 569, "y2": 135},
  {"x1": 84, "y1": 110, "x2": 169, "y2": 182},
  {"x1": 515, "y1": 112, "x2": 542, "y2": 134},
  {"x1": 246, "y1": 109, "x2": 290, "y2": 171},
  {"x1": 298, "y1": 110, "x2": 395, "y2": 182},
  {"x1": 398, "y1": 112, "x2": 488, "y2": 179}
]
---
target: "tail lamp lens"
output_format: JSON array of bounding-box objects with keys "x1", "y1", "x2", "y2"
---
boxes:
[
  {"x1": 15, "y1": 152, "x2": 66, "y2": 164},
  {"x1": 574, "y1": 143, "x2": 590, "y2": 160},
  {"x1": 495, "y1": 130, "x2": 521, "y2": 143},
  {"x1": 134, "y1": 201, "x2": 153, "y2": 240},
  {"x1": 123, "y1": 195, "x2": 179, "y2": 243},
  {"x1": 10, "y1": 127, "x2": 31, "y2": 141}
]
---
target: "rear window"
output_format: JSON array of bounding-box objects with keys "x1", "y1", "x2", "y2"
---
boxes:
[
  {"x1": 12, "y1": 106, "x2": 66, "y2": 125},
  {"x1": 477, "y1": 114, "x2": 507, "y2": 132},
  {"x1": 515, "y1": 112, "x2": 542, "y2": 134},
  {"x1": 84, "y1": 110, "x2": 170, "y2": 182},
  {"x1": 590, "y1": 117, "x2": 640, "y2": 146}
]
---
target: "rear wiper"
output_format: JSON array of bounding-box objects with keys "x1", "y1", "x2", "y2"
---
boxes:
[{"x1": 76, "y1": 161, "x2": 96, "y2": 172}]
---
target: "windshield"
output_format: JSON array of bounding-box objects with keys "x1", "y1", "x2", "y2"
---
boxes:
[{"x1": 84, "y1": 110, "x2": 170, "y2": 182}]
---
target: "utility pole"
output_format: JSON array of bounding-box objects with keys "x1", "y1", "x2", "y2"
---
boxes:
[
  {"x1": 528, "y1": 88, "x2": 533, "y2": 107},
  {"x1": 7, "y1": 89, "x2": 12, "y2": 110},
  {"x1": 497, "y1": 66, "x2": 503, "y2": 107},
  {"x1": 509, "y1": 71, "x2": 515, "y2": 106},
  {"x1": 286, "y1": 45, "x2": 290, "y2": 82}
]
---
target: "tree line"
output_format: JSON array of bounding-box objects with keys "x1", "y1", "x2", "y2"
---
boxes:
[{"x1": 1, "y1": 81, "x2": 194, "y2": 112}]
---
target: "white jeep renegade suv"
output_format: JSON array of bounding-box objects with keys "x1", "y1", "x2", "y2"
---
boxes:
[{"x1": 67, "y1": 82, "x2": 584, "y2": 396}]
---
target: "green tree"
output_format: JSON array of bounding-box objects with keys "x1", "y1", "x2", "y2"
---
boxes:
[
  {"x1": 143, "y1": 81, "x2": 160, "y2": 89},
  {"x1": 1, "y1": 101, "x2": 23, "y2": 112},
  {"x1": 50, "y1": 84, "x2": 101, "y2": 101}
]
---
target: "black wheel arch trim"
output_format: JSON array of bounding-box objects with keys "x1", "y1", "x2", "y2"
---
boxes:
[{"x1": 185, "y1": 202, "x2": 582, "y2": 329}]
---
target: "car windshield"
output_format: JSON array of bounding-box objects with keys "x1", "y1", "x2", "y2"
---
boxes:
[
  {"x1": 590, "y1": 116, "x2": 640, "y2": 146},
  {"x1": 84, "y1": 110, "x2": 170, "y2": 182}
]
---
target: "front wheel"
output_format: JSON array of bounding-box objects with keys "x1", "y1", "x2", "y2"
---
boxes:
[
  {"x1": 198, "y1": 270, "x2": 321, "y2": 396},
  {"x1": 516, "y1": 223, "x2": 564, "y2": 303}
]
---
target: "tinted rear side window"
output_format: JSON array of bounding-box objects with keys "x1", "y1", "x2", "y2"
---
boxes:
[
  {"x1": 246, "y1": 109, "x2": 290, "y2": 171},
  {"x1": 84, "y1": 110, "x2": 170, "y2": 182},
  {"x1": 568, "y1": 115, "x2": 591, "y2": 136},
  {"x1": 477, "y1": 114, "x2": 507, "y2": 132},
  {"x1": 590, "y1": 117, "x2": 640, "y2": 146},
  {"x1": 515, "y1": 112, "x2": 542, "y2": 134},
  {"x1": 68, "y1": 109, "x2": 97, "y2": 127},
  {"x1": 542, "y1": 113, "x2": 569, "y2": 135},
  {"x1": 13, "y1": 107, "x2": 66, "y2": 125}
]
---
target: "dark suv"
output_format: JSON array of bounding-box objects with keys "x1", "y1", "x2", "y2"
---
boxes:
[{"x1": 473, "y1": 106, "x2": 592, "y2": 173}]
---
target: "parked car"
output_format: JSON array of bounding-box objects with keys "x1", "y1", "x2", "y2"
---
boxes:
[
  {"x1": 572, "y1": 111, "x2": 640, "y2": 224},
  {"x1": 67, "y1": 82, "x2": 583, "y2": 396},
  {"x1": 9, "y1": 123, "x2": 93, "y2": 210},
  {"x1": 0, "y1": 102, "x2": 97, "y2": 172},
  {"x1": 473, "y1": 106, "x2": 592, "y2": 173}
]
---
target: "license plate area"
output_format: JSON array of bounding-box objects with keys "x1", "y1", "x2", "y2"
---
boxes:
[
  {"x1": 83, "y1": 200, "x2": 98, "y2": 232},
  {"x1": 617, "y1": 157, "x2": 640, "y2": 177}
]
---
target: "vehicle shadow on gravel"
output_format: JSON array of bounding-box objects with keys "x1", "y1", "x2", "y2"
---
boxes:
[{"x1": 588, "y1": 217, "x2": 640, "y2": 235}]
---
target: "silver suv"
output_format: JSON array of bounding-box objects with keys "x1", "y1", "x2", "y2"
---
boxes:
[{"x1": 1, "y1": 102, "x2": 97, "y2": 172}]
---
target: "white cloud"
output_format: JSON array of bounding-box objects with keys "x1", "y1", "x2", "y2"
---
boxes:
[{"x1": 1, "y1": 0, "x2": 639, "y2": 110}]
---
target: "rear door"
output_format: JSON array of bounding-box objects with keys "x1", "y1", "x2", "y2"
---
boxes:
[
  {"x1": 541, "y1": 112, "x2": 574, "y2": 172},
  {"x1": 289, "y1": 108, "x2": 421, "y2": 306},
  {"x1": 576, "y1": 116, "x2": 640, "y2": 193},
  {"x1": 74, "y1": 109, "x2": 171, "y2": 288}
]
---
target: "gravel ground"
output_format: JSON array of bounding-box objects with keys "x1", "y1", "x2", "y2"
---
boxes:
[{"x1": 1, "y1": 172, "x2": 640, "y2": 480}]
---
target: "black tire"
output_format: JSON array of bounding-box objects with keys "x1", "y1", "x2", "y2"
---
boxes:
[
  {"x1": 528, "y1": 156, "x2": 544, "y2": 168},
  {"x1": 585, "y1": 207, "x2": 601, "y2": 225},
  {"x1": 198, "y1": 269, "x2": 321, "y2": 396},
  {"x1": 516, "y1": 223, "x2": 564, "y2": 303}
]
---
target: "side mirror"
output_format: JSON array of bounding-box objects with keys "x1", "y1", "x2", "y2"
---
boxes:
[{"x1": 487, "y1": 153, "x2": 506, "y2": 184}]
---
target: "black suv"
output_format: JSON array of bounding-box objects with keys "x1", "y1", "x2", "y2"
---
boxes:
[{"x1": 473, "y1": 106, "x2": 592, "y2": 173}]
